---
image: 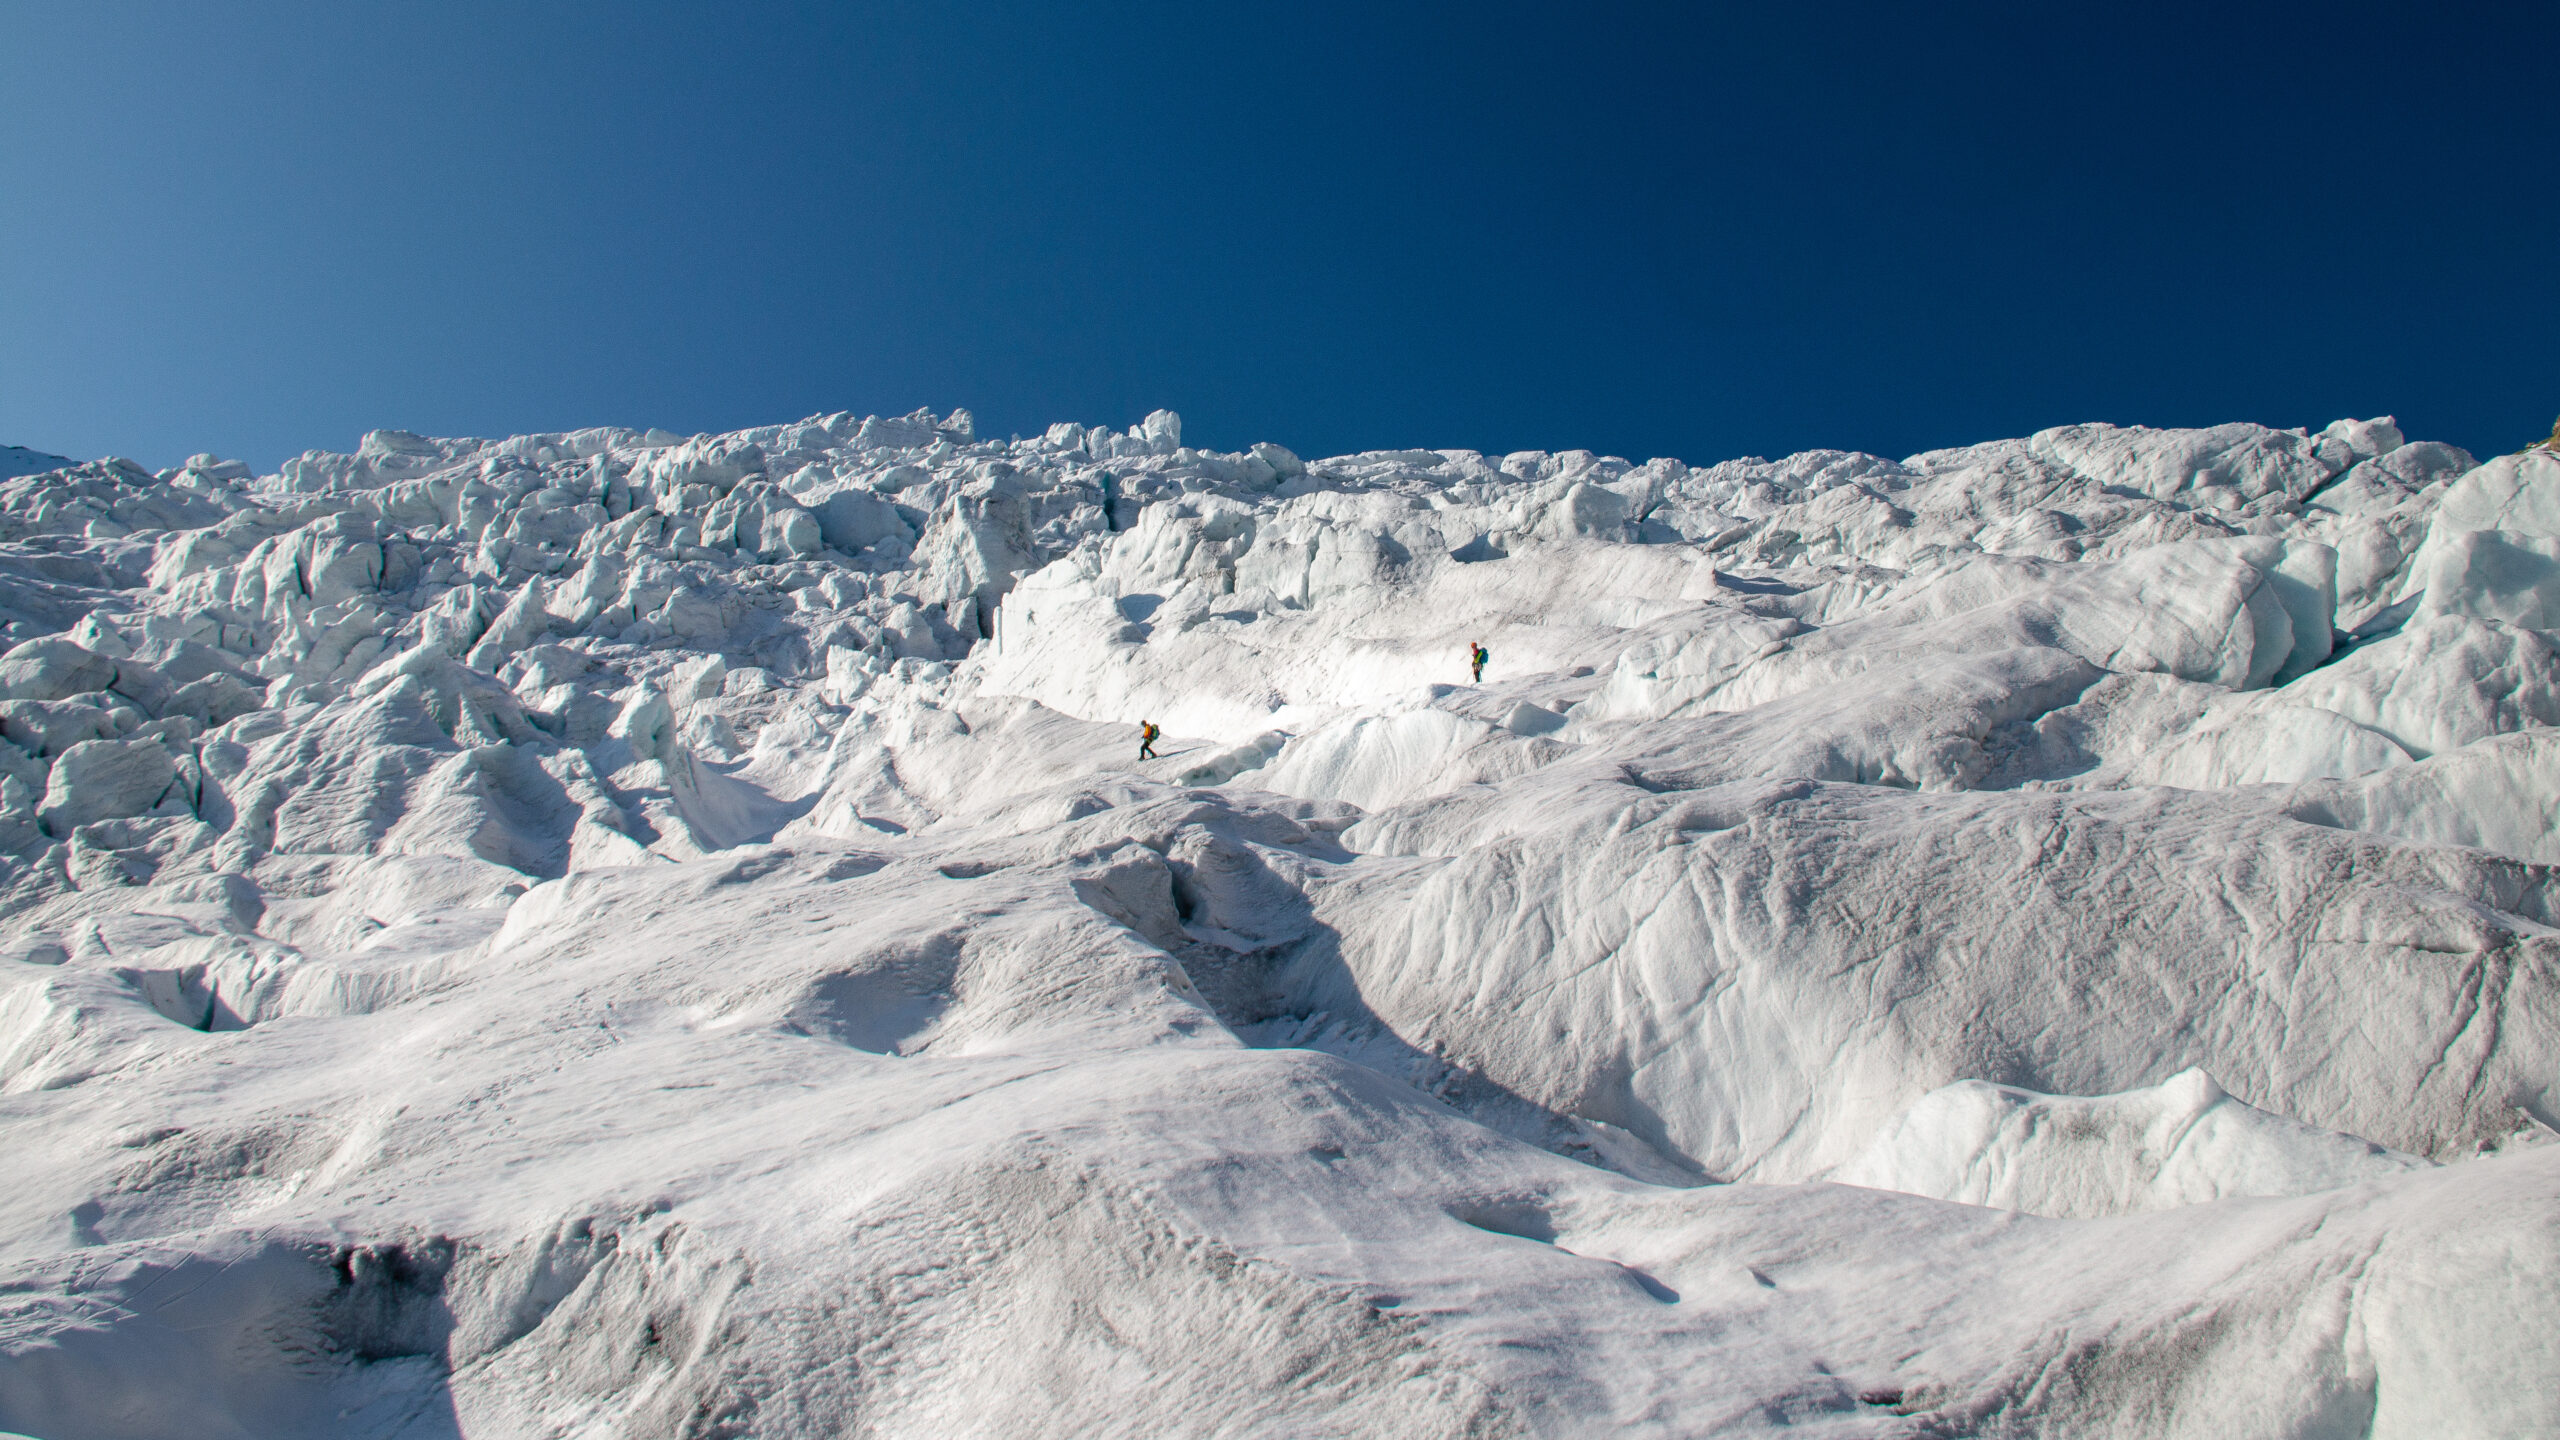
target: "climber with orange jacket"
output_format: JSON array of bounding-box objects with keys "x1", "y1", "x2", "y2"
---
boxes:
[{"x1": 1138, "y1": 720, "x2": 1160, "y2": 760}]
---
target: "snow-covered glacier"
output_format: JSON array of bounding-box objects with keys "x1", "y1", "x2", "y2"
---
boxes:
[{"x1": 0, "y1": 405, "x2": 2554, "y2": 1437}]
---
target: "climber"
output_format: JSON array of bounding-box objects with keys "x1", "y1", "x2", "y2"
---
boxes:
[
  {"x1": 1469, "y1": 641, "x2": 1489, "y2": 684},
  {"x1": 1138, "y1": 720, "x2": 1160, "y2": 760}
]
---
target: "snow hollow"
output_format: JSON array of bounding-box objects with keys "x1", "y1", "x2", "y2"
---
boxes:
[{"x1": 0, "y1": 407, "x2": 2556, "y2": 1437}]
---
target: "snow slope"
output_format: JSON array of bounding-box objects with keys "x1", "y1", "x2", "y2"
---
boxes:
[
  {"x1": 0, "y1": 411, "x2": 2555, "y2": 1436},
  {"x1": 0, "y1": 449, "x2": 74, "y2": 483}
]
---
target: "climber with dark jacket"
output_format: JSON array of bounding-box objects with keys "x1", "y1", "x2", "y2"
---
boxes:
[{"x1": 1138, "y1": 720, "x2": 1160, "y2": 760}]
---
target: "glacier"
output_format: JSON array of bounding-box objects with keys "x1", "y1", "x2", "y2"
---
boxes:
[{"x1": 0, "y1": 407, "x2": 2554, "y2": 1437}]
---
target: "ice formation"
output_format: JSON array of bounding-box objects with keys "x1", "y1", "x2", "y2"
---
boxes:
[{"x1": 0, "y1": 407, "x2": 2555, "y2": 1436}]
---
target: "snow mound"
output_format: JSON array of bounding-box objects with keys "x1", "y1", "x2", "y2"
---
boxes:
[
  {"x1": 1, "y1": 408, "x2": 2556, "y2": 1435},
  {"x1": 1834, "y1": 1068, "x2": 2432, "y2": 1217}
]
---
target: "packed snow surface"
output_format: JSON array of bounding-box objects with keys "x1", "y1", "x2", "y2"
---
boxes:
[{"x1": 1, "y1": 409, "x2": 2556, "y2": 1437}]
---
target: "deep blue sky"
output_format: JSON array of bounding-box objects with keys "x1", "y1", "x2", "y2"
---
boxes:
[{"x1": 5, "y1": 2, "x2": 2555, "y2": 471}]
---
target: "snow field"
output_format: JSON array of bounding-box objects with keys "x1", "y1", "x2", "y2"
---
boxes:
[{"x1": 0, "y1": 409, "x2": 2555, "y2": 1434}]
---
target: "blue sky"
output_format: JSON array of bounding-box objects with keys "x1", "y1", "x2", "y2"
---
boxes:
[{"x1": 5, "y1": 1, "x2": 2555, "y2": 470}]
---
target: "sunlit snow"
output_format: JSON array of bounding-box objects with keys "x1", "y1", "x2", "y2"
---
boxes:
[{"x1": 0, "y1": 408, "x2": 2554, "y2": 1436}]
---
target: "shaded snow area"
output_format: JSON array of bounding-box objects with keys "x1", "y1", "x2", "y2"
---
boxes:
[
  {"x1": 1, "y1": 408, "x2": 2557, "y2": 1437},
  {"x1": 0, "y1": 449, "x2": 74, "y2": 484}
]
